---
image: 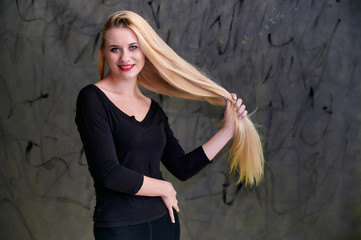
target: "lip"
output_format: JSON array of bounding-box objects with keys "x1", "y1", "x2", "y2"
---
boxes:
[{"x1": 118, "y1": 64, "x2": 135, "y2": 72}]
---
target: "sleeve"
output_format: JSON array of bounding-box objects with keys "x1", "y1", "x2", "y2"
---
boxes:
[
  {"x1": 161, "y1": 114, "x2": 211, "y2": 181},
  {"x1": 75, "y1": 87, "x2": 143, "y2": 195}
]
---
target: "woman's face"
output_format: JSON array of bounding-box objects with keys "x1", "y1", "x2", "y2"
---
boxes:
[{"x1": 103, "y1": 26, "x2": 145, "y2": 81}]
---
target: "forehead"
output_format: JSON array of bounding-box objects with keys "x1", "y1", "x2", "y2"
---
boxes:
[{"x1": 105, "y1": 26, "x2": 138, "y2": 45}]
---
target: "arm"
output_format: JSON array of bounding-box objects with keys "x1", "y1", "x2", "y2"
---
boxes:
[
  {"x1": 160, "y1": 117, "x2": 211, "y2": 181},
  {"x1": 160, "y1": 94, "x2": 247, "y2": 180},
  {"x1": 202, "y1": 94, "x2": 248, "y2": 160}
]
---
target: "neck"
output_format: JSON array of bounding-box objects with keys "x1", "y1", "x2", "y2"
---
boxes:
[{"x1": 103, "y1": 73, "x2": 142, "y2": 97}]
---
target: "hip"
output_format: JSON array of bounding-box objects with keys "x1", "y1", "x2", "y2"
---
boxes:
[{"x1": 94, "y1": 210, "x2": 180, "y2": 240}]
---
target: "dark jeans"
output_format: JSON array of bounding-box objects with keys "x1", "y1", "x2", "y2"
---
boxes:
[{"x1": 93, "y1": 211, "x2": 180, "y2": 240}]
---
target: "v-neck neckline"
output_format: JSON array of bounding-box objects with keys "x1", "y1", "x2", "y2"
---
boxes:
[{"x1": 90, "y1": 84, "x2": 154, "y2": 125}]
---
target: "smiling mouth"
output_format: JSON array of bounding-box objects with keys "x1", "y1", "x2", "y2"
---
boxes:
[{"x1": 119, "y1": 64, "x2": 135, "y2": 71}]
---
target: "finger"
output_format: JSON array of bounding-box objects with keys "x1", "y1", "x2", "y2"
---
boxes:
[
  {"x1": 173, "y1": 202, "x2": 180, "y2": 212},
  {"x1": 239, "y1": 110, "x2": 248, "y2": 119},
  {"x1": 168, "y1": 207, "x2": 175, "y2": 223},
  {"x1": 231, "y1": 93, "x2": 237, "y2": 101},
  {"x1": 242, "y1": 110, "x2": 248, "y2": 117},
  {"x1": 237, "y1": 104, "x2": 246, "y2": 114},
  {"x1": 235, "y1": 98, "x2": 243, "y2": 109},
  {"x1": 226, "y1": 98, "x2": 231, "y2": 108},
  {"x1": 224, "y1": 98, "x2": 232, "y2": 115}
]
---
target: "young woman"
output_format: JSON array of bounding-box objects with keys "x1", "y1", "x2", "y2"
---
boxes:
[{"x1": 75, "y1": 10, "x2": 264, "y2": 240}]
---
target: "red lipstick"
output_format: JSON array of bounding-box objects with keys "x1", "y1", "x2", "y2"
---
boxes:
[{"x1": 119, "y1": 64, "x2": 135, "y2": 71}]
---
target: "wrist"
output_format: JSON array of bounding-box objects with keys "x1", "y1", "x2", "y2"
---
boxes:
[
  {"x1": 160, "y1": 181, "x2": 173, "y2": 197},
  {"x1": 138, "y1": 176, "x2": 171, "y2": 197},
  {"x1": 202, "y1": 126, "x2": 234, "y2": 161},
  {"x1": 219, "y1": 125, "x2": 234, "y2": 141}
]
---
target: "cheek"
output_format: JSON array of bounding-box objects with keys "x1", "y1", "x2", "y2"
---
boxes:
[
  {"x1": 105, "y1": 54, "x2": 118, "y2": 66},
  {"x1": 137, "y1": 53, "x2": 146, "y2": 65}
]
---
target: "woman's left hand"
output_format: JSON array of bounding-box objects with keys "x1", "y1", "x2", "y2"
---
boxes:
[
  {"x1": 223, "y1": 93, "x2": 248, "y2": 133},
  {"x1": 232, "y1": 93, "x2": 248, "y2": 119},
  {"x1": 202, "y1": 93, "x2": 248, "y2": 160}
]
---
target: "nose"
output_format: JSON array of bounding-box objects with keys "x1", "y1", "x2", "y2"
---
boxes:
[{"x1": 120, "y1": 50, "x2": 130, "y2": 63}]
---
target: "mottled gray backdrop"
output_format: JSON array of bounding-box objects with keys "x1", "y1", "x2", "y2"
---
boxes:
[{"x1": 1, "y1": 0, "x2": 360, "y2": 239}]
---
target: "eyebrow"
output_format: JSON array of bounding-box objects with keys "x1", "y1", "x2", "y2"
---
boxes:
[{"x1": 108, "y1": 42, "x2": 139, "y2": 48}]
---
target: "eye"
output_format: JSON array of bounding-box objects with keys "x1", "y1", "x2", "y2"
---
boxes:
[
  {"x1": 129, "y1": 45, "x2": 138, "y2": 50},
  {"x1": 110, "y1": 47, "x2": 120, "y2": 52}
]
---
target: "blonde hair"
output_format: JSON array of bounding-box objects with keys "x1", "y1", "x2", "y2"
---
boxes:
[{"x1": 98, "y1": 11, "x2": 264, "y2": 186}]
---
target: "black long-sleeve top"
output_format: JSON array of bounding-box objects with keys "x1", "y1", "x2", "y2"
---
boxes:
[{"x1": 75, "y1": 84, "x2": 210, "y2": 227}]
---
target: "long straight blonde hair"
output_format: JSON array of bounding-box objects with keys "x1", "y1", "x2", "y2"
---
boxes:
[{"x1": 98, "y1": 11, "x2": 264, "y2": 186}]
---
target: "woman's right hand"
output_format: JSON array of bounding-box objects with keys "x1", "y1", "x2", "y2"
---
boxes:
[
  {"x1": 161, "y1": 181, "x2": 179, "y2": 223},
  {"x1": 136, "y1": 176, "x2": 179, "y2": 223}
]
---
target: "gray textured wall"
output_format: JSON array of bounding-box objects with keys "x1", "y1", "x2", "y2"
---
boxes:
[{"x1": 1, "y1": 0, "x2": 360, "y2": 239}]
